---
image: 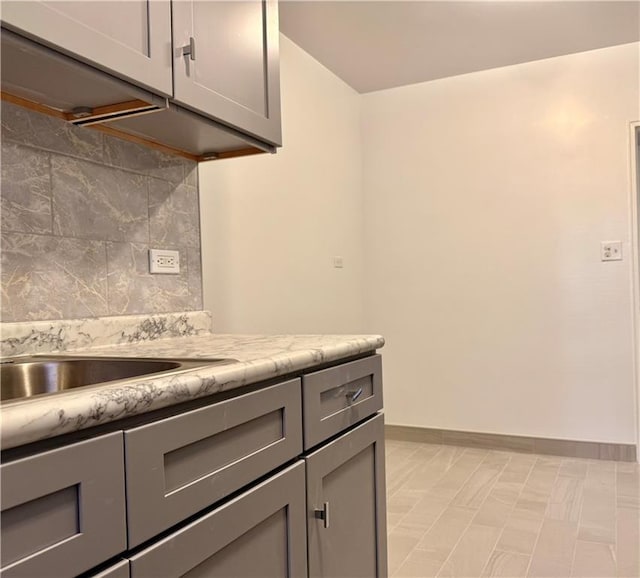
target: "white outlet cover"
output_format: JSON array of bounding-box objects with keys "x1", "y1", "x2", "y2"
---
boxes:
[
  {"x1": 149, "y1": 248, "x2": 180, "y2": 274},
  {"x1": 601, "y1": 241, "x2": 622, "y2": 262}
]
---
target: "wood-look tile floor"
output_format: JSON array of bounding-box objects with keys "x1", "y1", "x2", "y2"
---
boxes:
[{"x1": 385, "y1": 439, "x2": 640, "y2": 578}]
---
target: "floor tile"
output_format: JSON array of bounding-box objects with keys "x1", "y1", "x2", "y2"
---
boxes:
[
  {"x1": 481, "y1": 550, "x2": 530, "y2": 577},
  {"x1": 616, "y1": 507, "x2": 640, "y2": 578},
  {"x1": 394, "y1": 547, "x2": 445, "y2": 578},
  {"x1": 437, "y1": 523, "x2": 502, "y2": 577},
  {"x1": 388, "y1": 522, "x2": 429, "y2": 575},
  {"x1": 571, "y1": 540, "x2": 616, "y2": 577},
  {"x1": 416, "y1": 506, "x2": 476, "y2": 563},
  {"x1": 385, "y1": 438, "x2": 635, "y2": 578}
]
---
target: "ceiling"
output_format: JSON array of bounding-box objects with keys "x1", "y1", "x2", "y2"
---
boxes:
[{"x1": 279, "y1": 1, "x2": 640, "y2": 93}]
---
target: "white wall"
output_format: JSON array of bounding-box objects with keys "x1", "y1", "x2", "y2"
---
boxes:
[
  {"x1": 199, "y1": 35, "x2": 364, "y2": 334},
  {"x1": 362, "y1": 43, "x2": 640, "y2": 443}
]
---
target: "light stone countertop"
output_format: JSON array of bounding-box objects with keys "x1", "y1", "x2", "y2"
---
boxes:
[{"x1": 1, "y1": 331, "x2": 384, "y2": 450}]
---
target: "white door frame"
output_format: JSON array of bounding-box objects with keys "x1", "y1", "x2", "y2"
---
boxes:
[{"x1": 630, "y1": 121, "x2": 640, "y2": 461}]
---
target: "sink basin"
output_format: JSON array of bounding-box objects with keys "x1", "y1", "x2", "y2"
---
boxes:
[{"x1": 0, "y1": 356, "x2": 237, "y2": 403}]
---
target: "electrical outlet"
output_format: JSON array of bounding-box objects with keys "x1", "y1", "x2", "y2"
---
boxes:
[
  {"x1": 333, "y1": 256, "x2": 344, "y2": 268},
  {"x1": 601, "y1": 241, "x2": 622, "y2": 262},
  {"x1": 149, "y1": 249, "x2": 180, "y2": 274}
]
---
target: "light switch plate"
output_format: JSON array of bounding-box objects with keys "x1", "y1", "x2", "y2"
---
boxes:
[
  {"x1": 149, "y1": 249, "x2": 180, "y2": 274},
  {"x1": 601, "y1": 241, "x2": 622, "y2": 261}
]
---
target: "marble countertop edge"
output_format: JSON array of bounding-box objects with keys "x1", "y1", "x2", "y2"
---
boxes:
[{"x1": 1, "y1": 334, "x2": 385, "y2": 450}]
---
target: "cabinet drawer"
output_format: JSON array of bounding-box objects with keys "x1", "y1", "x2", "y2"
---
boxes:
[
  {"x1": 88, "y1": 560, "x2": 130, "y2": 578},
  {"x1": 129, "y1": 461, "x2": 307, "y2": 578},
  {"x1": 125, "y1": 379, "x2": 302, "y2": 547},
  {"x1": 302, "y1": 355, "x2": 382, "y2": 449},
  {"x1": 0, "y1": 432, "x2": 126, "y2": 578}
]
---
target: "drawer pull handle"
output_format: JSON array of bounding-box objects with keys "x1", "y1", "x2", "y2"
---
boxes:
[
  {"x1": 346, "y1": 388, "x2": 363, "y2": 403},
  {"x1": 182, "y1": 37, "x2": 196, "y2": 61},
  {"x1": 314, "y1": 502, "x2": 330, "y2": 528}
]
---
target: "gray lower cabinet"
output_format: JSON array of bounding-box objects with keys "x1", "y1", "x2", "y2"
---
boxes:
[
  {"x1": 129, "y1": 461, "x2": 307, "y2": 578},
  {"x1": 125, "y1": 378, "x2": 302, "y2": 547},
  {"x1": 88, "y1": 560, "x2": 130, "y2": 578},
  {"x1": 306, "y1": 414, "x2": 388, "y2": 578},
  {"x1": 171, "y1": 0, "x2": 282, "y2": 146},
  {"x1": 0, "y1": 431, "x2": 127, "y2": 578},
  {"x1": 302, "y1": 354, "x2": 383, "y2": 450},
  {"x1": 0, "y1": 0, "x2": 172, "y2": 96},
  {"x1": 0, "y1": 355, "x2": 386, "y2": 578}
]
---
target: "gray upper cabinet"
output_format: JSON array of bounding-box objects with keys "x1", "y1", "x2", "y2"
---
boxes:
[
  {"x1": 172, "y1": 0, "x2": 282, "y2": 146},
  {"x1": 0, "y1": 1, "x2": 172, "y2": 96}
]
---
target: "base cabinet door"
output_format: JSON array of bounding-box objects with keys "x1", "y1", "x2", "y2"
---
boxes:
[
  {"x1": 129, "y1": 461, "x2": 307, "y2": 578},
  {"x1": 305, "y1": 414, "x2": 388, "y2": 578},
  {"x1": 0, "y1": 432, "x2": 127, "y2": 578}
]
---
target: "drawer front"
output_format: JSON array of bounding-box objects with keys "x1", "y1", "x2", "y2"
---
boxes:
[
  {"x1": 129, "y1": 461, "x2": 307, "y2": 578},
  {"x1": 125, "y1": 379, "x2": 302, "y2": 547},
  {"x1": 89, "y1": 560, "x2": 130, "y2": 578},
  {"x1": 0, "y1": 432, "x2": 126, "y2": 578},
  {"x1": 302, "y1": 355, "x2": 382, "y2": 449}
]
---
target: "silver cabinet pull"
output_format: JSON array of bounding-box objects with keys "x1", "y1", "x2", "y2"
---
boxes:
[
  {"x1": 314, "y1": 502, "x2": 330, "y2": 528},
  {"x1": 346, "y1": 387, "x2": 363, "y2": 403},
  {"x1": 182, "y1": 37, "x2": 196, "y2": 61}
]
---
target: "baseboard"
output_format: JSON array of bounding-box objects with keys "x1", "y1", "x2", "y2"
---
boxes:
[{"x1": 385, "y1": 425, "x2": 637, "y2": 462}]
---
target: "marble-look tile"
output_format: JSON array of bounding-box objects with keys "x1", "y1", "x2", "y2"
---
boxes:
[
  {"x1": 106, "y1": 242, "x2": 193, "y2": 315},
  {"x1": 481, "y1": 550, "x2": 530, "y2": 577},
  {"x1": 1, "y1": 101, "x2": 103, "y2": 162},
  {"x1": 103, "y1": 135, "x2": 185, "y2": 184},
  {"x1": 149, "y1": 179, "x2": 200, "y2": 248},
  {"x1": 52, "y1": 155, "x2": 148, "y2": 242},
  {"x1": 1, "y1": 142, "x2": 52, "y2": 234},
  {"x1": 184, "y1": 161, "x2": 198, "y2": 187},
  {"x1": 1, "y1": 233, "x2": 108, "y2": 321},
  {"x1": 0, "y1": 311, "x2": 213, "y2": 357},
  {"x1": 187, "y1": 247, "x2": 204, "y2": 310}
]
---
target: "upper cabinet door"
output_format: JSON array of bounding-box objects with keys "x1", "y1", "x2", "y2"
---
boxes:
[
  {"x1": 1, "y1": 1, "x2": 172, "y2": 96},
  {"x1": 172, "y1": 0, "x2": 282, "y2": 146}
]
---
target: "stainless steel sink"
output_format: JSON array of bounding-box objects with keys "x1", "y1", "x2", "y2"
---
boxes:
[{"x1": 0, "y1": 356, "x2": 237, "y2": 403}]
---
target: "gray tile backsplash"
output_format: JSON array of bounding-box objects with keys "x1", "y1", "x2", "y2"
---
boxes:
[{"x1": 0, "y1": 101, "x2": 203, "y2": 322}]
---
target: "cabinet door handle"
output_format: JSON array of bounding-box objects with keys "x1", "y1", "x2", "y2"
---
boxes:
[
  {"x1": 346, "y1": 387, "x2": 363, "y2": 403},
  {"x1": 314, "y1": 501, "x2": 330, "y2": 528},
  {"x1": 182, "y1": 37, "x2": 196, "y2": 61}
]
